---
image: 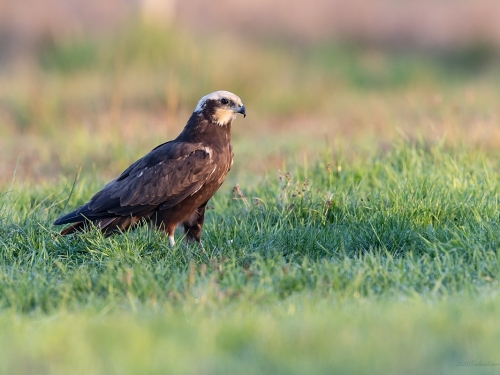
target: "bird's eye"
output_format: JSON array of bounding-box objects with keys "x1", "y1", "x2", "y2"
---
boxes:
[{"x1": 220, "y1": 98, "x2": 229, "y2": 105}]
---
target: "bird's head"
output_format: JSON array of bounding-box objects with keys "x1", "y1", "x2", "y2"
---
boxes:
[{"x1": 194, "y1": 91, "x2": 246, "y2": 126}]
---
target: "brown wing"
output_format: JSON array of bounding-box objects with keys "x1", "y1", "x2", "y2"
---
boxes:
[{"x1": 54, "y1": 141, "x2": 217, "y2": 224}]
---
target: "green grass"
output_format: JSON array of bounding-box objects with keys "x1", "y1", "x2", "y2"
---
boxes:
[
  {"x1": 3, "y1": 22, "x2": 500, "y2": 374},
  {"x1": 1, "y1": 143, "x2": 500, "y2": 374},
  {"x1": 1, "y1": 297, "x2": 500, "y2": 375}
]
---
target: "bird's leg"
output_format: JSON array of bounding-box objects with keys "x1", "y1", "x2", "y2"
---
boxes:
[
  {"x1": 163, "y1": 224, "x2": 176, "y2": 247},
  {"x1": 150, "y1": 212, "x2": 177, "y2": 247},
  {"x1": 183, "y1": 202, "x2": 207, "y2": 244}
]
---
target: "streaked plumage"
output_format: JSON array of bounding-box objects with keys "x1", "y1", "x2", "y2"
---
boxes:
[{"x1": 54, "y1": 91, "x2": 246, "y2": 245}]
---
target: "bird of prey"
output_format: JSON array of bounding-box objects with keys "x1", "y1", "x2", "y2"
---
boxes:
[{"x1": 54, "y1": 91, "x2": 246, "y2": 246}]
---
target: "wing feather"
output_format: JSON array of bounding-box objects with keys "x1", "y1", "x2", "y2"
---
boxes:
[{"x1": 84, "y1": 142, "x2": 216, "y2": 217}]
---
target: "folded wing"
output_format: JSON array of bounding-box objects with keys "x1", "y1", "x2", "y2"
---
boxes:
[{"x1": 54, "y1": 142, "x2": 216, "y2": 225}]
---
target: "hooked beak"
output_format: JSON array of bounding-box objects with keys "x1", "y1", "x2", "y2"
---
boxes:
[{"x1": 237, "y1": 105, "x2": 246, "y2": 118}]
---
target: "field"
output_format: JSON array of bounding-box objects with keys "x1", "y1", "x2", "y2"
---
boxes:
[{"x1": 2, "y1": 23, "x2": 500, "y2": 374}]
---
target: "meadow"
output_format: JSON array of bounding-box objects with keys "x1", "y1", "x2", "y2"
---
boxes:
[{"x1": 2, "y1": 23, "x2": 500, "y2": 374}]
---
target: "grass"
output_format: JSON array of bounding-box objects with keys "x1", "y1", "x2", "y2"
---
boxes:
[
  {"x1": 1, "y1": 297, "x2": 500, "y2": 375},
  {"x1": 2, "y1": 22, "x2": 500, "y2": 374},
  {"x1": 1, "y1": 143, "x2": 500, "y2": 374}
]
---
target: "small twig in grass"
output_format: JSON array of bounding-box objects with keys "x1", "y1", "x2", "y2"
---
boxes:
[
  {"x1": 232, "y1": 184, "x2": 249, "y2": 208},
  {"x1": 252, "y1": 197, "x2": 267, "y2": 208},
  {"x1": 60, "y1": 167, "x2": 82, "y2": 215}
]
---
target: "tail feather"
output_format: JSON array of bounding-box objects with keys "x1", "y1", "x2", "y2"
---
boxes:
[
  {"x1": 58, "y1": 216, "x2": 142, "y2": 236},
  {"x1": 99, "y1": 216, "x2": 140, "y2": 235},
  {"x1": 54, "y1": 204, "x2": 92, "y2": 226},
  {"x1": 60, "y1": 222, "x2": 86, "y2": 235}
]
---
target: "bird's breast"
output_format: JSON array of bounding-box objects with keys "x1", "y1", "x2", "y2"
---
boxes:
[{"x1": 205, "y1": 143, "x2": 231, "y2": 184}]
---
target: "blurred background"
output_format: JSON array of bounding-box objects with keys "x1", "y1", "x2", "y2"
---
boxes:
[{"x1": 1, "y1": 0, "x2": 500, "y2": 185}]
